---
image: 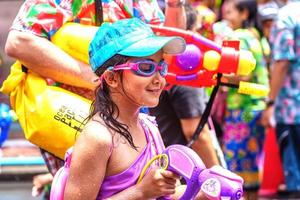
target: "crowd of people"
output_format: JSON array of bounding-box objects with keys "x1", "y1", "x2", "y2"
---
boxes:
[{"x1": 1, "y1": 0, "x2": 300, "y2": 199}]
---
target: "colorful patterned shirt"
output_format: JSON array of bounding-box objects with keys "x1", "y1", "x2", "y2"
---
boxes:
[
  {"x1": 270, "y1": 2, "x2": 300, "y2": 124},
  {"x1": 11, "y1": 0, "x2": 165, "y2": 39}
]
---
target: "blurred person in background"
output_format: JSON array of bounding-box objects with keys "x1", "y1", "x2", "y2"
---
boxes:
[
  {"x1": 261, "y1": 1, "x2": 300, "y2": 197},
  {"x1": 256, "y1": 2, "x2": 284, "y2": 198},
  {"x1": 257, "y1": 1, "x2": 279, "y2": 72},
  {"x1": 219, "y1": 0, "x2": 269, "y2": 197},
  {"x1": 257, "y1": 1, "x2": 279, "y2": 40}
]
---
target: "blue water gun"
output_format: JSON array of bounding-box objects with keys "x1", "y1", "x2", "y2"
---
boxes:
[{"x1": 0, "y1": 103, "x2": 17, "y2": 146}]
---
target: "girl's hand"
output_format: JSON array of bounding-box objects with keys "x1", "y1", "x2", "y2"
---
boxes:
[
  {"x1": 136, "y1": 168, "x2": 179, "y2": 199},
  {"x1": 195, "y1": 190, "x2": 209, "y2": 200}
]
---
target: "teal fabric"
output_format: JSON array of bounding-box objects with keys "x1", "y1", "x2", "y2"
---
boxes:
[
  {"x1": 89, "y1": 18, "x2": 185, "y2": 71},
  {"x1": 270, "y1": 2, "x2": 300, "y2": 124}
]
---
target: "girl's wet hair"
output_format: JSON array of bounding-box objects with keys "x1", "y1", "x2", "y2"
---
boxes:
[{"x1": 87, "y1": 54, "x2": 138, "y2": 150}]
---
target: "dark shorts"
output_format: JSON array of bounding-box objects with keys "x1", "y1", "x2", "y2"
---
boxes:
[{"x1": 276, "y1": 124, "x2": 300, "y2": 191}]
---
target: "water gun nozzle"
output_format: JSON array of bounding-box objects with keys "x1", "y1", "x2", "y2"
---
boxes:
[{"x1": 238, "y1": 81, "x2": 269, "y2": 97}]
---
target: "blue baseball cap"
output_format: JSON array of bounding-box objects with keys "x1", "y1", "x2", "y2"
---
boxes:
[{"x1": 89, "y1": 18, "x2": 186, "y2": 72}]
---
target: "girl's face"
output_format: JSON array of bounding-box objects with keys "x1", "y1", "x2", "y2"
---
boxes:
[
  {"x1": 118, "y1": 50, "x2": 166, "y2": 108},
  {"x1": 223, "y1": 1, "x2": 247, "y2": 30}
]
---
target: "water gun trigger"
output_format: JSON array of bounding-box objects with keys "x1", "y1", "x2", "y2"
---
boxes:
[
  {"x1": 201, "y1": 178, "x2": 221, "y2": 200},
  {"x1": 158, "y1": 154, "x2": 169, "y2": 170}
]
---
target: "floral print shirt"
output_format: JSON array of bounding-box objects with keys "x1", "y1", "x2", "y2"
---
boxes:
[
  {"x1": 11, "y1": 0, "x2": 165, "y2": 38},
  {"x1": 270, "y1": 2, "x2": 300, "y2": 124}
]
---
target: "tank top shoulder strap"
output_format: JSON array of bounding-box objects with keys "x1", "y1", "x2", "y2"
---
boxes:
[{"x1": 139, "y1": 113, "x2": 165, "y2": 153}]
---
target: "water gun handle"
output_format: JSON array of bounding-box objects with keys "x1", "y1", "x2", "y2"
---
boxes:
[
  {"x1": 159, "y1": 145, "x2": 206, "y2": 200},
  {"x1": 158, "y1": 145, "x2": 244, "y2": 200}
]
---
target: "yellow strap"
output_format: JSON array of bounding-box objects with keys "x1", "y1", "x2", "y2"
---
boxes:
[{"x1": 137, "y1": 154, "x2": 169, "y2": 183}]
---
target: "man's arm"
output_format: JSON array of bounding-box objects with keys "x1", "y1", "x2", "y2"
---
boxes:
[
  {"x1": 5, "y1": 30, "x2": 99, "y2": 90},
  {"x1": 180, "y1": 118, "x2": 220, "y2": 168},
  {"x1": 164, "y1": 0, "x2": 186, "y2": 29},
  {"x1": 261, "y1": 60, "x2": 289, "y2": 127},
  {"x1": 268, "y1": 60, "x2": 289, "y2": 100}
]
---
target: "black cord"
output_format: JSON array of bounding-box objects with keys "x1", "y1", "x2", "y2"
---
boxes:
[
  {"x1": 95, "y1": 0, "x2": 103, "y2": 26},
  {"x1": 187, "y1": 73, "x2": 222, "y2": 147},
  {"x1": 220, "y1": 82, "x2": 238, "y2": 89},
  {"x1": 186, "y1": 75, "x2": 242, "y2": 147}
]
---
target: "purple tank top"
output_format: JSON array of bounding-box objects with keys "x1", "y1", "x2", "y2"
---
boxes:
[{"x1": 97, "y1": 113, "x2": 165, "y2": 199}]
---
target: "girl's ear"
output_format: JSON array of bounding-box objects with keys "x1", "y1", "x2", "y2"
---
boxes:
[{"x1": 102, "y1": 69, "x2": 119, "y2": 88}]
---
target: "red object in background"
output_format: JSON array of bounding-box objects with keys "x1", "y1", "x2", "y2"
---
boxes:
[{"x1": 259, "y1": 127, "x2": 284, "y2": 196}]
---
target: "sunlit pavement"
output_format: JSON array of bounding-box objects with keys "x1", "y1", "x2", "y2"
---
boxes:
[
  {"x1": 0, "y1": 182, "x2": 43, "y2": 200},
  {"x1": 0, "y1": 122, "x2": 48, "y2": 200}
]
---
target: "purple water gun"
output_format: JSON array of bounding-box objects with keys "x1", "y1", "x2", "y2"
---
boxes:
[{"x1": 159, "y1": 145, "x2": 244, "y2": 200}]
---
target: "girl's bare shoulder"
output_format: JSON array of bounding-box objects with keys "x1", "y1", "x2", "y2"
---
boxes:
[{"x1": 77, "y1": 114, "x2": 113, "y2": 153}]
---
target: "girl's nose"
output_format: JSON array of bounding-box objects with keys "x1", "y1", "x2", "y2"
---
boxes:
[{"x1": 152, "y1": 71, "x2": 165, "y2": 85}]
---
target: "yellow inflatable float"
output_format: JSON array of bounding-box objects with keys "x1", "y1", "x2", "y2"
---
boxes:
[{"x1": 1, "y1": 23, "x2": 96, "y2": 159}]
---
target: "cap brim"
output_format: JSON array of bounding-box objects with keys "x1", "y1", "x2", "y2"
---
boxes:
[{"x1": 118, "y1": 36, "x2": 186, "y2": 57}]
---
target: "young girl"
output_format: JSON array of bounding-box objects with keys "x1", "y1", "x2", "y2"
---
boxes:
[
  {"x1": 220, "y1": 0, "x2": 269, "y2": 194},
  {"x1": 63, "y1": 18, "x2": 208, "y2": 200}
]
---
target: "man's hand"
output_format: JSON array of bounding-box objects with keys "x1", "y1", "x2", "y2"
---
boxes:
[{"x1": 260, "y1": 105, "x2": 275, "y2": 127}]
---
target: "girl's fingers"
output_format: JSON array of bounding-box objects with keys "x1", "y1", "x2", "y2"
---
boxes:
[
  {"x1": 162, "y1": 188, "x2": 176, "y2": 195},
  {"x1": 160, "y1": 169, "x2": 179, "y2": 179},
  {"x1": 163, "y1": 177, "x2": 178, "y2": 185}
]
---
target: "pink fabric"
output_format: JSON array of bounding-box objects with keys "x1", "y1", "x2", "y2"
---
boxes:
[
  {"x1": 97, "y1": 113, "x2": 164, "y2": 199},
  {"x1": 50, "y1": 113, "x2": 165, "y2": 199},
  {"x1": 50, "y1": 148, "x2": 73, "y2": 200}
]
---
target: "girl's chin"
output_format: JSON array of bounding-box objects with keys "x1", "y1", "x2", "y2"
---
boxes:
[{"x1": 142, "y1": 101, "x2": 159, "y2": 108}]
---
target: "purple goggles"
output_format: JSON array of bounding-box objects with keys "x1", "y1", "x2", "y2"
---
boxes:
[{"x1": 113, "y1": 60, "x2": 168, "y2": 77}]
